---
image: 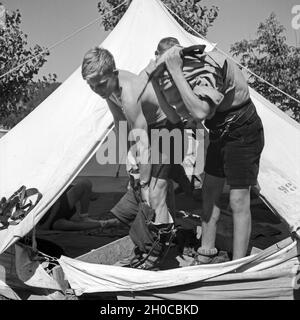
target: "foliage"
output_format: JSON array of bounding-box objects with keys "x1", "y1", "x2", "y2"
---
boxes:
[
  {"x1": 0, "y1": 7, "x2": 58, "y2": 128},
  {"x1": 1, "y1": 80, "x2": 61, "y2": 129},
  {"x1": 230, "y1": 13, "x2": 300, "y2": 122},
  {"x1": 97, "y1": 0, "x2": 219, "y2": 36}
]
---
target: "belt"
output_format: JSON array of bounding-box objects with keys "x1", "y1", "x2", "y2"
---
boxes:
[
  {"x1": 227, "y1": 102, "x2": 257, "y2": 131},
  {"x1": 207, "y1": 100, "x2": 255, "y2": 128},
  {"x1": 208, "y1": 100, "x2": 257, "y2": 141}
]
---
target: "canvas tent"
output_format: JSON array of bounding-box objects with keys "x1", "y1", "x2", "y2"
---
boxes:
[
  {"x1": 0, "y1": 0, "x2": 215, "y2": 255},
  {"x1": 0, "y1": 0, "x2": 299, "y2": 300}
]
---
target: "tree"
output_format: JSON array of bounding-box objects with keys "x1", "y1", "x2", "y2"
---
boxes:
[
  {"x1": 230, "y1": 13, "x2": 300, "y2": 122},
  {"x1": 0, "y1": 5, "x2": 58, "y2": 128},
  {"x1": 1, "y1": 79, "x2": 61, "y2": 128},
  {"x1": 98, "y1": 0, "x2": 219, "y2": 36}
]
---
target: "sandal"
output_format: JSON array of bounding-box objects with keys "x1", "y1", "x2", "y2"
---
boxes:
[
  {"x1": 135, "y1": 254, "x2": 161, "y2": 271},
  {"x1": 129, "y1": 247, "x2": 145, "y2": 268},
  {"x1": 131, "y1": 240, "x2": 163, "y2": 270}
]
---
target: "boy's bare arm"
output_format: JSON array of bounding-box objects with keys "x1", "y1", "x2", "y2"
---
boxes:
[
  {"x1": 143, "y1": 59, "x2": 181, "y2": 124},
  {"x1": 122, "y1": 92, "x2": 151, "y2": 203},
  {"x1": 151, "y1": 80, "x2": 181, "y2": 123}
]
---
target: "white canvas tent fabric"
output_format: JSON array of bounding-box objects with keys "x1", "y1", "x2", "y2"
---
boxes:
[
  {"x1": 0, "y1": 0, "x2": 214, "y2": 255},
  {"x1": 59, "y1": 237, "x2": 299, "y2": 298},
  {"x1": 58, "y1": 0, "x2": 299, "y2": 297},
  {"x1": 0, "y1": 0, "x2": 299, "y2": 298},
  {"x1": 250, "y1": 88, "x2": 300, "y2": 233}
]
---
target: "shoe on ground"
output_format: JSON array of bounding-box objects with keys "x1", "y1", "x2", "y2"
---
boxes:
[
  {"x1": 191, "y1": 247, "x2": 218, "y2": 265},
  {"x1": 191, "y1": 248, "x2": 230, "y2": 265}
]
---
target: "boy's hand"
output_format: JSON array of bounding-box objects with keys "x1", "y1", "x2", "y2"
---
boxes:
[{"x1": 164, "y1": 46, "x2": 183, "y2": 74}]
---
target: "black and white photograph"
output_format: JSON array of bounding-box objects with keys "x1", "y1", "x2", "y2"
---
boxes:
[{"x1": 0, "y1": 0, "x2": 299, "y2": 306}]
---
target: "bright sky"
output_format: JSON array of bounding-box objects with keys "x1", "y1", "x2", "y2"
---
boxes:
[{"x1": 3, "y1": 0, "x2": 300, "y2": 82}]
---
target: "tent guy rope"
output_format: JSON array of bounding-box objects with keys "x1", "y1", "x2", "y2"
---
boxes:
[{"x1": 0, "y1": 0, "x2": 128, "y2": 81}]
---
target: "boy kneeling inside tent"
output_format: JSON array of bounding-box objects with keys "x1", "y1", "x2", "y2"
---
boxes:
[{"x1": 38, "y1": 178, "x2": 115, "y2": 231}]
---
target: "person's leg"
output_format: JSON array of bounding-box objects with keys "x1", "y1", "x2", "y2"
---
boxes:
[
  {"x1": 200, "y1": 173, "x2": 225, "y2": 250},
  {"x1": 110, "y1": 188, "x2": 139, "y2": 227},
  {"x1": 133, "y1": 179, "x2": 174, "y2": 270},
  {"x1": 149, "y1": 177, "x2": 173, "y2": 224},
  {"x1": 67, "y1": 178, "x2": 92, "y2": 219},
  {"x1": 224, "y1": 110, "x2": 264, "y2": 260},
  {"x1": 166, "y1": 179, "x2": 176, "y2": 218},
  {"x1": 230, "y1": 187, "x2": 251, "y2": 260},
  {"x1": 170, "y1": 164, "x2": 192, "y2": 196},
  {"x1": 52, "y1": 218, "x2": 104, "y2": 231},
  {"x1": 198, "y1": 130, "x2": 226, "y2": 250}
]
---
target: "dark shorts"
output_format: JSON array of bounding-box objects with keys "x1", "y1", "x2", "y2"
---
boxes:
[
  {"x1": 149, "y1": 119, "x2": 187, "y2": 180},
  {"x1": 110, "y1": 188, "x2": 139, "y2": 226},
  {"x1": 39, "y1": 185, "x2": 76, "y2": 229},
  {"x1": 204, "y1": 112, "x2": 264, "y2": 188}
]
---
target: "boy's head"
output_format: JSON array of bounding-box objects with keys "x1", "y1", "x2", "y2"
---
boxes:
[
  {"x1": 155, "y1": 37, "x2": 180, "y2": 59},
  {"x1": 82, "y1": 47, "x2": 118, "y2": 99},
  {"x1": 154, "y1": 37, "x2": 183, "y2": 106},
  {"x1": 82, "y1": 47, "x2": 116, "y2": 80}
]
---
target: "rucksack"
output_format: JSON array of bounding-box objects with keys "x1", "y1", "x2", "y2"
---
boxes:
[{"x1": 0, "y1": 186, "x2": 42, "y2": 230}]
